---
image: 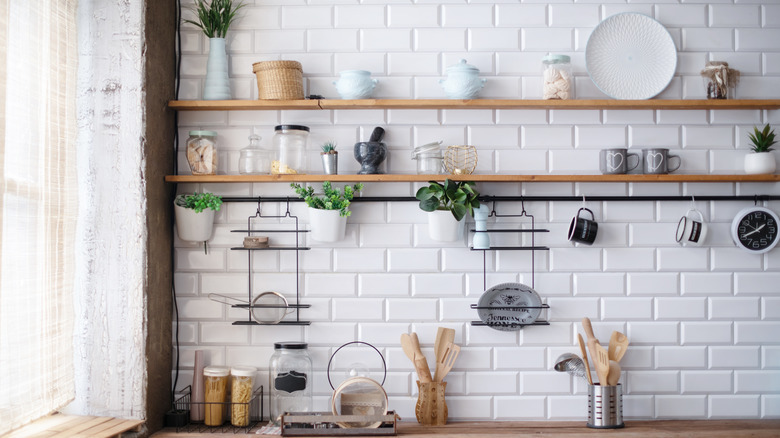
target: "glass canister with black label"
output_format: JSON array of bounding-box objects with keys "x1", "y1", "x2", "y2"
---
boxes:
[{"x1": 269, "y1": 342, "x2": 312, "y2": 425}]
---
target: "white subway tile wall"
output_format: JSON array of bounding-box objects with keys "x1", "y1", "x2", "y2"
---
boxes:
[{"x1": 175, "y1": 0, "x2": 780, "y2": 421}]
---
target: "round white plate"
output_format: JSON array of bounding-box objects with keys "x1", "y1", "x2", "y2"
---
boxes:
[
  {"x1": 586, "y1": 13, "x2": 677, "y2": 100},
  {"x1": 477, "y1": 282, "x2": 542, "y2": 331}
]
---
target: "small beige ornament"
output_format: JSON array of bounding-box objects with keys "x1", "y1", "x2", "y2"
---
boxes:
[{"x1": 443, "y1": 145, "x2": 477, "y2": 175}]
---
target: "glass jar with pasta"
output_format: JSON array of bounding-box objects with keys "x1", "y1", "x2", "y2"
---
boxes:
[
  {"x1": 230, "y1": 366, "x2": 257, "y2": 427},
  {"x1": 203, "y1": 366, "x2": 229, "y2": 426}
]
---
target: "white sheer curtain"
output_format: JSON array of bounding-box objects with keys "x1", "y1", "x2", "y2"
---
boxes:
[{"x1": 0, "y1": 0, "x2": 79, "y2": 434}]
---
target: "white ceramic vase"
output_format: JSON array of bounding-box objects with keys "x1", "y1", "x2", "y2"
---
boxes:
[
  {"x1": 428, "y1": 209, "x2": 465, "y2": 242},
  {"x1": 744, "y1": 152, "x2": 776, "y2": 175},
  {"x1": 174, "y1": 203, "x2": 216, "y2": 242},
  {"x1": 308, "y1": 207, "x2": 347, "y2": 242},
  {"x1": 204, "y1": 38, "x2": 230, "y2": 100}
]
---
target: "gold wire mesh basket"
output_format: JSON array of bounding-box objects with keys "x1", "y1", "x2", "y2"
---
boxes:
[
  {"x1": 443, "y1": 145, "x2": 477, "y2": 175},
  {"x1": 252, "y1": 60, "x2": 304, "y2": 100}
]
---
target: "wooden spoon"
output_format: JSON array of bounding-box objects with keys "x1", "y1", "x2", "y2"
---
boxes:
[
  {"x1": 577, "y1": 333, "x2": 594, "y2": 385},
  {"x1": 592, "y1": 342, "x2": 610, "y2": 386},
  {"x1": 410, "y1": 332, "x2": 433, "y2": 382},
  {"x1": 607, "y1": 360, "x2": 621, "y2": 386},
  {"x1": 608, "y1": 331, "x2": 629, "y2": 363}
]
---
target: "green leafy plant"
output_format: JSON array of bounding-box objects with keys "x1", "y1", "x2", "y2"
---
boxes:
[
  {"x1": 291, "y1": 181, "x2": 363, "y2": 217},
  {"x1": 415, "y1": 179, "x2": 480, "y2": 221},
  {"x1": 175, "y1": 192, "x2": 223, "y2": 213},
  {"x1": 748, "y1": 124, "x2": 777, "y2": 153},
  {"x1": 321, "y1": 141, "x2": 337, "y2": 155},
  {"x1": 184, "y1": 0, "x2": 245, "y2": 38}
]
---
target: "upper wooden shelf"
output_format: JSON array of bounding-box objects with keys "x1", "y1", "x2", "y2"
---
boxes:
[
  {"x1": 165, "y1": 174, "x2": 780, "y2": 183},
  {"x1": 168, "y1": 99, "x2": 780, "y2": 111}
]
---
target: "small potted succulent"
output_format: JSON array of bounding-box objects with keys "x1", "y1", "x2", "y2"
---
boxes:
[
  {"x1": 320, "y1": 141, "x2": 338, "y2": 175},
  {"x1": 291, "y1": 181, "x2": 363, "y2": 242},
  {"x1": 415, "y1": 179, "x2": 480, "y2": 242},
  {"x1": 174, "y1": 192, "x2": 223, "y2": 251},
  {"x1": 745, "y1": 124, "x2": 777, "y2": 175}
]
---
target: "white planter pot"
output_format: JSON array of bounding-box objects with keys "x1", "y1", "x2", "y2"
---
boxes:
[
  {"x1": 744, "y1": 152, "x2": 776, "y2": 175},
  {"x1": 428, "y1": 210, "x2": 465, "y2": 242},
  {"x1": 308, "y1": 207, "x2": 347, "y2": 242},
  {"x1": 174, "y1": 203, "x2": 216, "y2": 242}
]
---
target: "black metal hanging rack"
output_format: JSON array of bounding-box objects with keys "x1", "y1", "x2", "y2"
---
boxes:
[{"x1": 217, "y1": 194, "x2": 780, "y2": 203}]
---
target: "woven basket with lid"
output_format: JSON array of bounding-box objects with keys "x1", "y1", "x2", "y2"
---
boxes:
[{"x1": 252, "y1": 60, "x2": 304, "y2": 100}]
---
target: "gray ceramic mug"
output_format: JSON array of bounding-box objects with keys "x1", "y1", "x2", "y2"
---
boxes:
[
  {"x1": 599, "y1": 149, "x2": 640, "y2": 174},
  {"x1": 642, "y1": 148, "x2": 681, "y2": 174}
]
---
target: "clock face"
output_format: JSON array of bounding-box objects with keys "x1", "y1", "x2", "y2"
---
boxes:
[{"x1": 732, "y1": 207, "x2": 779, "y2": 254}]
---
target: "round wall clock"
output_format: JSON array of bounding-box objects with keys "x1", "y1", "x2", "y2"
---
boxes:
[{"x1": 731, "y1": 206, "x2": 779, "y2": 254}]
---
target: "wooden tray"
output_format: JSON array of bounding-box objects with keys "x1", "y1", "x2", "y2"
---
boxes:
[{"x1": 281, "y1": 411, "x2": 398, "y2": 436}]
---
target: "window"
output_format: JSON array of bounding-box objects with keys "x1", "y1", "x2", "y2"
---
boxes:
[{"x1": 0, "y1": 1, "x2": 79, "y2": 433}]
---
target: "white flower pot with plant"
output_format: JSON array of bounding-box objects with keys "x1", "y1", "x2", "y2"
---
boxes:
[
  {"x1": 291, "y1": 181, "x2": 364, "y2": 242},
  {"x1": 185, "y1": 0, "x2": 245, "y2": 100},
  {"x1": 415, "y1": 179, "x2": 480, "y2": 242},
  {"x1": 174, "y1": 192, "x2": 223, "y2": 251},
  {"x1": 745, "y1": 124, "x2": 777, "y2": 175}
]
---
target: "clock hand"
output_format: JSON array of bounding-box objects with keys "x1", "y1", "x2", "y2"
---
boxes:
[{"x1": 742, "y1": 224, "x2": 765, "y2": 238}]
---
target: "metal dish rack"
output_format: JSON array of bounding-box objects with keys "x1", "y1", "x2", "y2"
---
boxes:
[
  {"x1": 469, "y1": 200, "x2": 550, "y2": 329},
  {"x1": 172, "y1": 385, "x2": 264, "y2": 433}
]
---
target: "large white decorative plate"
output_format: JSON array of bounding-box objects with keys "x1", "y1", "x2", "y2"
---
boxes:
[
  {"x1": 586, "y1": 13, "x2": 677, "y2": 100},
  {"x1": 477, "y1": 282, "x2": 543, "y2": 331}
]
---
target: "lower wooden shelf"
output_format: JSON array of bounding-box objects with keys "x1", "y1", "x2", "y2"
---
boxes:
[{"x1": 165, "y1": 173, "x2": 780, "y2": 184}]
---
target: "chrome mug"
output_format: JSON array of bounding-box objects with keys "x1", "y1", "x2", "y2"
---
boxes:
[
  {"x1": 599, "y1": 148, "x2": 640, "y2": 175},
  {"x1": 642, "y1": 148, "x2": 681, "y2": 174},
  {"x1": 568, "y1": 208, "x2": 598, "y2": 245}
]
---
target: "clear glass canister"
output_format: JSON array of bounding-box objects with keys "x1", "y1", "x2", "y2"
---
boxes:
[
  {"x1": 203, "y1": 365, "x2": 229, "y2": 426},
  {"x1": 542, "y1": 54, "x2": 573, "y2": 100},
  {"x1": 701, "y1": 61, "x2": 739, "y2": 99},
  {"x1": 239, "y1": 134, "x2": 271, "y2": 175},
  {"x1": 230, "y1": 365, "x2": 256, "y2": 427},
  {"x1": 412, "y1": 142, "x2": 443, "y2": 174},
  {"x1": 272, "y1": 125, "x2": 309, "y2": 175},
  {"x1": 269, "y1": 342, "x2": 312, "y2": 425},
  {"x1": 187, "y1": 130, "x2": 218, "y2": 175}
]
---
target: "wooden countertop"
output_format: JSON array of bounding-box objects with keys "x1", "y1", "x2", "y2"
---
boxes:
[{"x1": 152, "y1": 420, "x2": 780, "y2": 437}]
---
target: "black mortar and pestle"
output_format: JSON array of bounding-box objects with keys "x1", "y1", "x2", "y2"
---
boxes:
[{"x1": 354, "y1": 127, "x2": 387, "y2": 174}]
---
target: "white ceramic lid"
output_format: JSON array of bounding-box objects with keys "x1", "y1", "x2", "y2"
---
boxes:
[{"x1": 446, "y1": 59, "x2": 479, "y2": 73}]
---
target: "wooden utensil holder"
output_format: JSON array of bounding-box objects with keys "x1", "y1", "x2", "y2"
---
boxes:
[{"x1": 415, "y1": 381, "x2": 447, "y2": 426}]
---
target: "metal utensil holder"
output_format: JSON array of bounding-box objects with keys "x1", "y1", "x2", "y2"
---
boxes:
[{"x1": 587, "y1": 384, "x2": 624, "y2": 429}]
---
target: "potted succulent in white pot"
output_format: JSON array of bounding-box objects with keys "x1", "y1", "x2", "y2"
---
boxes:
[
  {"x1": 415, "y1": 179, "x2": 480, "y2": 242},
  {"x1": 184, "y1": 0, "x2": 245, "y2": 100},
  {"x1": 745, "y1": 124, "x2": 777, "y2": 175},
  {"x1": 174, "y1": 192, "x2": 223, "y2": 251},
  {"x1": 291, "y1": 181, "x2": 363, "y2": 242}
]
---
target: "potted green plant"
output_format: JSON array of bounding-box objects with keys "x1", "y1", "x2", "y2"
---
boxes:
[
  {"x1": 174, "y1": 192, "x2": 223, "y2": 247},
  {"x1": 291, "y1": 181, "x2": 363, "y2": 242},
  {"x1": 745, "y1": 124, "x2": 777, "y2": 175},
  {"x1": 184, "y1": 0, "x2": 245, "y2": 100},
  {"x1": 320, "y1": 141, "x2": 338, "y2": 175},
  {"x1": 415, "y1": 179, "x2": 480, "y2": 242}
]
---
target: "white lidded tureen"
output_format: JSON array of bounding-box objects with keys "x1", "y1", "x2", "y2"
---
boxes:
[
  {"x1": 439, "y1": 59, "x2": 486, "y2": 99},
  {"x1": 333, "y1": 70, "x2": 378, "y2": 100}
]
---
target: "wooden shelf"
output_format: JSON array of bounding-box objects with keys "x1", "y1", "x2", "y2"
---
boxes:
[
  {"x1": 165, "y1": 174, "x2": 780, "y2": 183},
  {"x1": 168, "y1": 98, "x2": 780, "y2": 111}
]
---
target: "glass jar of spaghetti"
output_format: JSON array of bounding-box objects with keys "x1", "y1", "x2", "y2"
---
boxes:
[
  {"x1": 203, "y1": 366, "x2": 229, "y2": 426},
  {"x1": 230, "y1": 366, "x2": 256, "y2": 427}
]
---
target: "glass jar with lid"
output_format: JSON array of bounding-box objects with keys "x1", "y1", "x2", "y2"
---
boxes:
[
  {"x1": 269, "y1": 342, "x2": 312, "y2": 425},
  {"x1": 239, "y1": 134, "x2": 271, "y2": 174},
  {"x1": 541, "y1": 54, "x2": 573, "y2": 100},
  {"x1": 230, "y1": 365, "x2": 257, "y2": 427},
  {"x1": 203, "y1": 365, "x2": 229, "y2": 426},
  {"x1": 411, "y1": 141, "x2": 443, "y2": 175},
  {"x1": 187, "y1": 130, "x2": 218, "y2": 175},
  {"x1": 272, "y1": 125, "x2": 309, "y2": 175}
]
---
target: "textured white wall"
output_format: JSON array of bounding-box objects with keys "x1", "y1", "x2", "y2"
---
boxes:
[
  {"x1": 174, "y1": 1, "x2": 780, "y2": 421},
  {"x1": 67, "y1": 0, "x2": 147, "y2": 419}
]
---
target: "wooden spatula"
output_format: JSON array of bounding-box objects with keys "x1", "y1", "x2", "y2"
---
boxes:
[
  {"x1": 577, "y1": 333, "x2": 594, "y2": 385},
  {"x1": 434, "y1": 342, "x2": 460, "y2": 382},
  {"x1": 592, "y1": 342, "x2": 610, "y2": 386},
  {"x1": 608, "y1": 331, "x2": 629, "y2": 363},
  {"x1": 433, "y1": 328, "x2": 455, "y2": 381},
  {"x1": 607, "y1": 360, "x2": 621, "y2": 386}
]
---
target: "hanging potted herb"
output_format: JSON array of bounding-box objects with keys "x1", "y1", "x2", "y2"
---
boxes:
[
  {"x1": 745, "y1": 124, "x2": 777, "y2": 175},
  {"x1": 174, "y1": 192, "x2": 223, "y2": 251},
  {"x1": 291, "y1": 181, "x2": 363, "y2": 242},
  {"x1": 415, "y1": 179, "x2": 480, "y2": 242},
  {"x1": 184, "y1": 0, "x2": 245, "y2": 100}
]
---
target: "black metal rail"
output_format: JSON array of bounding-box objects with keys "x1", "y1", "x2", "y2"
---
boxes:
[{"x1": 220, "y1": 194, "x2": 780, "y2": 203}]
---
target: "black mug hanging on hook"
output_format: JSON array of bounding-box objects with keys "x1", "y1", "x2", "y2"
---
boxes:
[{"x1": 568, "y1": 208, "x2": 598, "y2": 245}]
